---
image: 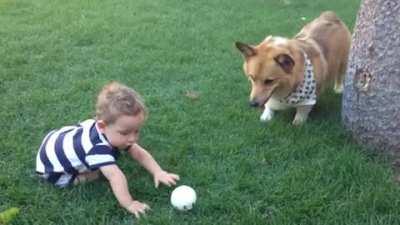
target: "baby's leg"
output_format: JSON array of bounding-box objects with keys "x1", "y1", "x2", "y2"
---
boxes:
[
  {"x1": 73, "y1": 170, "x2": 101, "y2": 185},
  {"x1": 37, "y1": 172, "x2": 74, "y2": 188}
]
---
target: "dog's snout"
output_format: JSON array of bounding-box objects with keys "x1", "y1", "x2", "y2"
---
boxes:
[{"x1": 249, "y1": 101, "x2": 260, "y2": 107}]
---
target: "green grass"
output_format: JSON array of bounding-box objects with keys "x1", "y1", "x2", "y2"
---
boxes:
[{"x1": 2, "y1": 0, "x2": 400, "y2": 224}]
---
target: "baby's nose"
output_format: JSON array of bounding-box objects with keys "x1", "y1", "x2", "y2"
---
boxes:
[{"x1": 128, "y1": 134, "x2": 138, "y2": 143}]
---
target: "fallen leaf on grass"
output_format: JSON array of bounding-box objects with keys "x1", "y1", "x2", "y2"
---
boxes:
[{"x1": 185, "y1": 90, "x2": 200, "y2": 100}]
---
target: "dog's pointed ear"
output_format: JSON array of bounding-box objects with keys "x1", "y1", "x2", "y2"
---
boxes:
[
  {"x1": 235, "y1": 42, "x2": 256, "y2": 57},
  {"x1": 274, "y1": 54, "x2": 295, "y2": 74}
]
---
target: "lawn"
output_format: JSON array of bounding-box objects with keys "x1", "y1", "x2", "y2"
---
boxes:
[{"x1": 2, "y1": 0, "x2": 400, "y2": 224}]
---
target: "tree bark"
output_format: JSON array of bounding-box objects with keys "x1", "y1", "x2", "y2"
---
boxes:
[{"x1": 342, "y1": 0, "x2": 400, "y2": 155}]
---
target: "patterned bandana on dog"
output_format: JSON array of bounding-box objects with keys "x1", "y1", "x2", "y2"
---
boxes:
[{"x1": 281, "y1": 54, "x2": 316, "y2": 106}]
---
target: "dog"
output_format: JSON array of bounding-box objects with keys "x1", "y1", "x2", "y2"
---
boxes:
[{"x1": 235, "y1": 11, "x2": 351, "y2": 125}]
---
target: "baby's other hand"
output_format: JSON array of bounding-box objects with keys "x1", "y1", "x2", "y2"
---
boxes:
[
  {"x1": 126, "y1": 201, "x2": 150, "y2": 218},
  {"x1": 153, "y1": 170, "x2": 180, "y2": 188}
]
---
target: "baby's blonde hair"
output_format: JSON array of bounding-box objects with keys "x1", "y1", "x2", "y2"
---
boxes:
[{"x1": 96, "y1": 81, "x2": 147, "y2": 124}]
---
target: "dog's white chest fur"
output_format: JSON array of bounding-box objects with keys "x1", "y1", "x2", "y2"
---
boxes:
[{"x1": 261, "y1": 54, "x2": 317, "y2": 122}]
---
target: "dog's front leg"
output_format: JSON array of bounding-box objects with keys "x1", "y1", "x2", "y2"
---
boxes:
[
  {"x1": 292, "y1": 105, "x2": 313, "y2": 125},
  {"x1": 260, "y1": 105, "x2": 274, "y2": 122}
]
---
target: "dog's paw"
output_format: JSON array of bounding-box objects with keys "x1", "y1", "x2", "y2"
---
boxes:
[
  {"x1": 260, "y1": 108, "x2": 274, "y2": 122},
  {"x1": 292, "y1": 117, "x2": 306, "y2": 126}
]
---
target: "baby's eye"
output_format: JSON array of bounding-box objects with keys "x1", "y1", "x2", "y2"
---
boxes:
[
  {"x1": 119, "y1": 129, "x2": 139, "y2": 136},
  {"x1": 119, "y1": 131, "x2": 131, "y2": 136}
]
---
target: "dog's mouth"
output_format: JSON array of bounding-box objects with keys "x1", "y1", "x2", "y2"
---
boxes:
[
  {"x1": 249, "y1": 84, "x2": 278, "y2": 108},
  {"x1": 249, "y1": 95, "x2": 271, "y2": 108}
]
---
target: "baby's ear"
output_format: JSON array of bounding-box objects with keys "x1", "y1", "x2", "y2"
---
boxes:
[{"x1": 97, "y1": 120, "x2": 107, "y2": 132}]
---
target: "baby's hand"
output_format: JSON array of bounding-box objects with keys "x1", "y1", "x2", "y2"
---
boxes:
[
  {"x1": 153, "y1": 170, "x2": 180, "y2": 188},
  {"x1": 126, "y1": 201, "x2": 151, "y2": 218}
]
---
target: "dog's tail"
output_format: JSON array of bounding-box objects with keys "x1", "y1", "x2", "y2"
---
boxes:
[{"x1": 319, "y1": 11, "x2": 341, "y2": 23}]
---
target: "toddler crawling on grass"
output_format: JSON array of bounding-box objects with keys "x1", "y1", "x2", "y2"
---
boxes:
[{"x1": 36, "y1": 81, "x2": 179, "y2": 218}]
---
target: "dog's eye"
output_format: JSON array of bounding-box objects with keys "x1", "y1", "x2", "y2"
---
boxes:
[{"x1": 264, "y1": 79, "x2": 274, "y2": 85}]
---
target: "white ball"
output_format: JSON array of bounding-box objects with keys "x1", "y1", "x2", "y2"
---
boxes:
[{"x1": 170, "y1": 185, "x2": 197, "y2": 211}]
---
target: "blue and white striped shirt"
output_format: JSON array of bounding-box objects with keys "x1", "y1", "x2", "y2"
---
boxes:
[{"x1": 36, "y1": 119, "x2": 119, "y2": 175}]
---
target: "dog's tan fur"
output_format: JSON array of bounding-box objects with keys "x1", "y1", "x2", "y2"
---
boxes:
[{"x1": 235, "y1": 11, "x2": 351, "y2": 125}]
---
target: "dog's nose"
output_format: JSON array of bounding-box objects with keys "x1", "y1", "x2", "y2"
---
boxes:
[{"x1": 249, "y1": 101, "x2": 259, "y2": 107}]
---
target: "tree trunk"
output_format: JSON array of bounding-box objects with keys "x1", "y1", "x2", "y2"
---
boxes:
[{"x1": 342, "y1": 0, "x2": 400, "y2": 155}]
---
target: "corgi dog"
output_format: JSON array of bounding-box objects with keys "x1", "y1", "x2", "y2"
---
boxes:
[{"x1": 235, "y1": 11, "x2": 351, "y2": 125}]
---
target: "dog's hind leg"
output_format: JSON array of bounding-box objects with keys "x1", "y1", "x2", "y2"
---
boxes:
[
  {"x1": 333, "y1": 66, "x2": 346, "y2": 93},
  {"x1": 334, "y1": 44, "x2": 350, "y2": 93},
  {"x1": 333, "y1": 78, "x2": 344, "y2": 93}
]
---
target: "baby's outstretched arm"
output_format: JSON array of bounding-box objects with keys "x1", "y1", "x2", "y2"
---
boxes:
[
  {"x1": 100, "y1": 164, "x2": 150, "y2": 218},
  {"x1": 128, "y1": 144, "x2": 180, "y2": 188}
]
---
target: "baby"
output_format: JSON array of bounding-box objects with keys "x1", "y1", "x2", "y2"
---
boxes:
[{"x1": 35, "y1": 81, "x2": 179, "y2": 218}]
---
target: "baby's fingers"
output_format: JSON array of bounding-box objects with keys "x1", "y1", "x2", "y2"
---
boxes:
[
  {"x1": 128, "y1": 201, "x2": 151, "y2": 219},
  {"x1": 170, "y1": 173, "x2": 180, "y2": 181},
  {"x1": 143, "y1": 203, "x2": 151, "y2": 211},
  {"x1": 154, "y1": 178, "x2": 160, "y2": 188},
  {"x1": 162, "y1": 179, "x2": 172, "y2": 187},
  {"x1": 161, "y1": 177, "x2": 177, "y2": 187},
  {"x1": 133, "y1": 211, "x2": 140, "y2": 219},
  {"x1": 134, "y1": 207, "x2": 149, "y2": 219},
  {"x1": 167, "y1": 177, "x2": 177, "y2": 186}
]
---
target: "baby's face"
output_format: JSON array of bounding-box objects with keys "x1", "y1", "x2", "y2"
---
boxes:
[{"x1": 99, "y1": 113, "x2": 145, "y2": 150}]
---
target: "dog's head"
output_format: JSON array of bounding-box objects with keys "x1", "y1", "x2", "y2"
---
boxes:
[{"x1": 235, "y1": 36, "x2": 298, "y2": 107}]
